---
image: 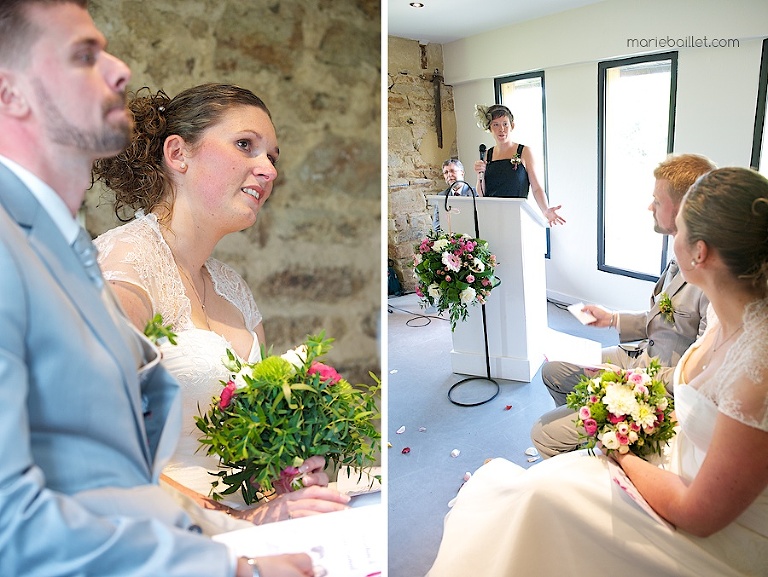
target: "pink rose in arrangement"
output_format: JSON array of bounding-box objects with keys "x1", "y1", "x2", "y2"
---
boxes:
[
  {"x1": 219, "y1": 380, "x2": 237, "y2": 409},
  {"x1": 308, "y1": 361, "x2": 342, "y2": 385},
  {"x1": 273, "y1": 465, "x2": 301, "y2": 494},
  {"x1": 607, "y1": 413, "x2": 626, "y2": 424},
  {"x1": 578, "y1": 406, "x2": 591, "y2": 420},
  {"x1": 583, "y1": 418, "x2": 598, "y2": 436},
  {"x1": 466, "y1": 274, "x2": 475, "y2": 283}
]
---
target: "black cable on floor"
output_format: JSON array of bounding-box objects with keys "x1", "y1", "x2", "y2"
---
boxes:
[{"x1": 387, "y1": 300, "x2": 450, "y2": 328}]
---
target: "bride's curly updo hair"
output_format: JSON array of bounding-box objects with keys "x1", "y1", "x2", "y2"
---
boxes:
[
  {"x1": 682, "y1": 167, "x2": 768, "y2": 291},
  {"x1": 93, "y1": 83, "x2": 271, "y2": 222}
]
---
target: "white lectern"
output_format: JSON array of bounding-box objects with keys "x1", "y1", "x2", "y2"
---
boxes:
[{"x1": 427, "y1": 195, "x2": 549, "y2": 382}]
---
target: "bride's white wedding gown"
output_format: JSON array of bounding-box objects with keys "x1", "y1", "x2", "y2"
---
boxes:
[
  {"x1": 427, "y1": 302, "x2": 768, "y2": 576},
  {"x1": 95, "y1": 212, "x2": 262, "y2": 509}
]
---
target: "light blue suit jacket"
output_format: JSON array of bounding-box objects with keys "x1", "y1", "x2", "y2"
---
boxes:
[{"x1": 0, "y1": 164, "x2": 232, "y2": 576}]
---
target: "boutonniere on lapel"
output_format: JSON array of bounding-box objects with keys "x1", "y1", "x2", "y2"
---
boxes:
[
  {"x1": 143, "y1": 313, "x2": 178, "y2": 345},
  {"x1": 510, "y1": 154, "x2": 522, "y2": 171},
  {"x1": 658, "y1": 293, "x2": 674, "y2": 324}
]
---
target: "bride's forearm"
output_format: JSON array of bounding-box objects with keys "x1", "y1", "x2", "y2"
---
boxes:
[{"x1": 613, "y1": 453, "x2": 688, "y2": 528}]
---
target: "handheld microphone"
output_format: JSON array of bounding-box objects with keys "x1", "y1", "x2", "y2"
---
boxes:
[{"x1": 478, "y1": 143, "x2": 487, "y2": 181}]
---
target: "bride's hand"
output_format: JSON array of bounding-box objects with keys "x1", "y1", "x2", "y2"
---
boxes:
[
  {"x1": 294, "y1": 455, "x2": 330, "y2": 489},
  {"x1": 234, "y1": 485, "x2": 351, "y2": 525}
]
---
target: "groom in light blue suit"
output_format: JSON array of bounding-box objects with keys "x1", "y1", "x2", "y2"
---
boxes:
[{"x1": 0, "y1": 2, "x2": 311, "y2": 576}]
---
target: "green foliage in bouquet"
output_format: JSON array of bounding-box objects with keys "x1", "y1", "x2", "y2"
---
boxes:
[
  {"x1": 566, "y1": 359, "x2": 676, "y2": 458},
  {"x1": 195, "y1": 333, "x2": 381, "y2": 505},
  {"x1": 413, "y1": 229, "x2": 499, "y2": 330}
]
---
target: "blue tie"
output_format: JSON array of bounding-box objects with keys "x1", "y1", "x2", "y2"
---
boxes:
[{"x1": 72, "y1": 226, "x2": 104, "y2": 289}]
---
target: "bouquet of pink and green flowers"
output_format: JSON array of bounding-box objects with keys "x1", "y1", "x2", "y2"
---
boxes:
[
  {"x1": 413, "y1": 230, "x2": 499, "y2": 330},
  {"x1": 565, "y1": 359, "x2": 676, "y2": 458},
  {"x1": 195, "y1": 333, "x2": 381, "y2": 504}
]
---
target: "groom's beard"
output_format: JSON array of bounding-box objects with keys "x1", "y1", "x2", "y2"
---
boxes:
[{"x1": 33, "y1": 79, "x2": 132, "y2": 155}]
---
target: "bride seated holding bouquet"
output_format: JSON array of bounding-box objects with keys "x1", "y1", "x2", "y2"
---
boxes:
[
  {"x1": 427, "y1": 167, "x2": 768, "y2": 576},
  {"x1": 93, "y1": 84, "x2": 372, "y2": 532}
]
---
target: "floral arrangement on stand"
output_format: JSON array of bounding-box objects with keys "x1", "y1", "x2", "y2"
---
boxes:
[
  {"x1": 565, "y1": 359, "x2": 676, "y2": 458},
  {"x1": 413, "y1": 230, "x2": 499, "y2": 331},
  {"x1": 195, "y1": 333, "x2": 381, "y2": 505}
]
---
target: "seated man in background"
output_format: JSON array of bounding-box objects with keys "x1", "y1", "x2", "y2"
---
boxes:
[
  {"x1": 432, "y1": 157, "x2": 474, "y2": 233},
  {"x1": 531, "y1": 153, "x2": 715, "y2": 458}
]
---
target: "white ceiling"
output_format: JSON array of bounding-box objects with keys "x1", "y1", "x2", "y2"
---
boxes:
[{"x1": 388, "y1": 0, "x2": 607, "y2": 45}]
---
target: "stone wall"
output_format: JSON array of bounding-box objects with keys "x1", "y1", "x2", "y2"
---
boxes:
[
  {"x1": 86, "y1": 0, "x2": 381, "y2": 384},
  {"x1": 387, "y1": 37, "x2": 458, "y2": 293}
]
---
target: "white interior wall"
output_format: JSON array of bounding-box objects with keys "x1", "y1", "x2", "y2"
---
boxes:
[{"x1": 444, "y1": 0, "x2": 768, "y2": 310}]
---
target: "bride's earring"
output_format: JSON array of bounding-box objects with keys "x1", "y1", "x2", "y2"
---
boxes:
[
  {"x1": 180, "y1": 162, "x2": 187, "y2": 171},
  {"x1": 690, "y1": 259, "x2": 696, "y2": 267}
]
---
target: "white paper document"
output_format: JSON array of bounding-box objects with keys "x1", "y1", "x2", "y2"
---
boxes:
[
  {"x1": 214, "y1": 504, "x2": 384, "y2": 577},
  {"x1": 567, "y1": 302, "x2": 597, "y2": 325}
]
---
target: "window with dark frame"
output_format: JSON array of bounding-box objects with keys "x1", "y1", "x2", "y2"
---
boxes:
[
  {"x1": 751, "y1": 38, "x2": 768, "y2": 176},
  {"x1": 494, "y1": 71, "x2": 550, "y2": 257},
  {"x1": 598, "y1": 52, "x2": 677, "y2": 281}
]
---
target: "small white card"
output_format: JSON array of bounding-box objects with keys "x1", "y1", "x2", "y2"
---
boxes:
[{"x1": 567, "y1": 302, "x2": 597, "y2": 325}]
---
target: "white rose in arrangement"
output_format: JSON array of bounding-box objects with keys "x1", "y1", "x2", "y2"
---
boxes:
[
  {"x1": 471, "y1": 258, "x2": 485, "y2": 273},
  {"x1": 600, "y1": 430, "x2": 620, "y2": 450},
  {"x1": 232, "y1": 370, "x2": 250, "y2": 390},
  {"x1": 432, "y1": 239, "x2": 449, "y2": 252},
  {"x1": 460, "y1": 287, "x2": 476, "y2": 304},
  {"x1": 281, "y1": 344, "x2": 308, "y2": 370},
  {"x1": 428, "y1": 283, "x2": 441, "y2": 300}
]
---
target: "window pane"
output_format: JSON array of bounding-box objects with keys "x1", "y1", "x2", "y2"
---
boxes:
[
  {"x1": 499, "y1": 77, "x2": 544, "y2": 169},
  {"x1": 602, "y1": 58, "x2": 674, "y2": 277}
]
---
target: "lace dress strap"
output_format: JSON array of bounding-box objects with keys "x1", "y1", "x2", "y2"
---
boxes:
[{"x1": 700, "y1": 299, "x2": 768, "y2": 431}]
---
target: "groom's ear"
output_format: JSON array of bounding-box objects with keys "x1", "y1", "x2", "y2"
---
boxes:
[{"x1": 0, "y1": 71, "x2": 30, "y2": 119}]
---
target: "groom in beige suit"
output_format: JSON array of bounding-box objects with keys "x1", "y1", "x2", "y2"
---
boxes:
[{"x1": 531, "y1": 153, "x2": 716, "y2": 457}]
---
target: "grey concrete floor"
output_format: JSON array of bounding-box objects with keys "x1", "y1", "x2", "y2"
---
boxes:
[{"x1": 386, "y1": 293, "x2": 617, "y2": 577}]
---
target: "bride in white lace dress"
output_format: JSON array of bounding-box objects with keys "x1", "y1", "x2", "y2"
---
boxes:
[
  {"x1": 93, "y1": 84, "x2": 350, "y2": 528},
  {"x1": 427, "y1": 167, "x2": 768, "y2": 577}
]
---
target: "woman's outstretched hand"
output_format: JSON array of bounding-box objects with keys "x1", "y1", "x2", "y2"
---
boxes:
[{"x1": 544, "y1": 205, "x2": 566, "y2": 226}]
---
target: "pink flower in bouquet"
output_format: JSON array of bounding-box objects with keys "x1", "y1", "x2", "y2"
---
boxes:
[
  {"x1": 482, "y1": 278, "x2": 490, "y2": 286},
  {"x1": 617, "y1": 432, "x2": 629, "y2": 445},
  {"x1": 442, "y1": 252, "x2": 462, "y2": 273},
  {"x1": 616, "y1": 422, "x2": 629, "y2": 435},
  {"x1": 583, "y1": 418, "x2": 598, "y2": 436},
  {"x1": 274, "y1": 465, "x2": 301, "y2": 494},
  {"x1": 608, "y1": 413, "x2": 626, "y2": 424},
  {"x1": 466, "y1": 274, "x2": 475, "y2": 283},
  {"x1": 415, "y1": 286, "x2": 423, "y2": 297},
  {"x1": 630, "y1": 422, "x2": 642, "y2": 432},
  {"x1": 445, "y1": 275, "x2": 451, "y2": 282},
  {"x1": 578, "y1": 406, "x2": 591, "y2": 420},
  {"x1": 308, "y1": 361, "x2": 342, "y2": 385},
  {"x1": 634, "y1": 384, "x2": 649, "y2": 396},
  {"x1": 219, "y1": 380, "x2": 236, "y2": 409}
]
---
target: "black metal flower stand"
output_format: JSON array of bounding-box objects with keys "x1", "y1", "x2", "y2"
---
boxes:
[{"x1": 443, "y1": 181, "x2": 500, "y2": 406}]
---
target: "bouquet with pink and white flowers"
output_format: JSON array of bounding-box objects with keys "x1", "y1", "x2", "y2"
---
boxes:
[
  {"x1": 413, "y1": 230, "x2": 499, "y2": 330},
  {"x1": 565, "y1": 359, "x2": 676, "y2": 458},
  {"x1": 195, "y1": 333, "x2": 380, "y2": 504}
]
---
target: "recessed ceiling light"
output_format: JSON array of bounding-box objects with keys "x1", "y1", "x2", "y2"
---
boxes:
[{"x1": 409, "y1": 2, "x2": 425, "y2": 7}]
